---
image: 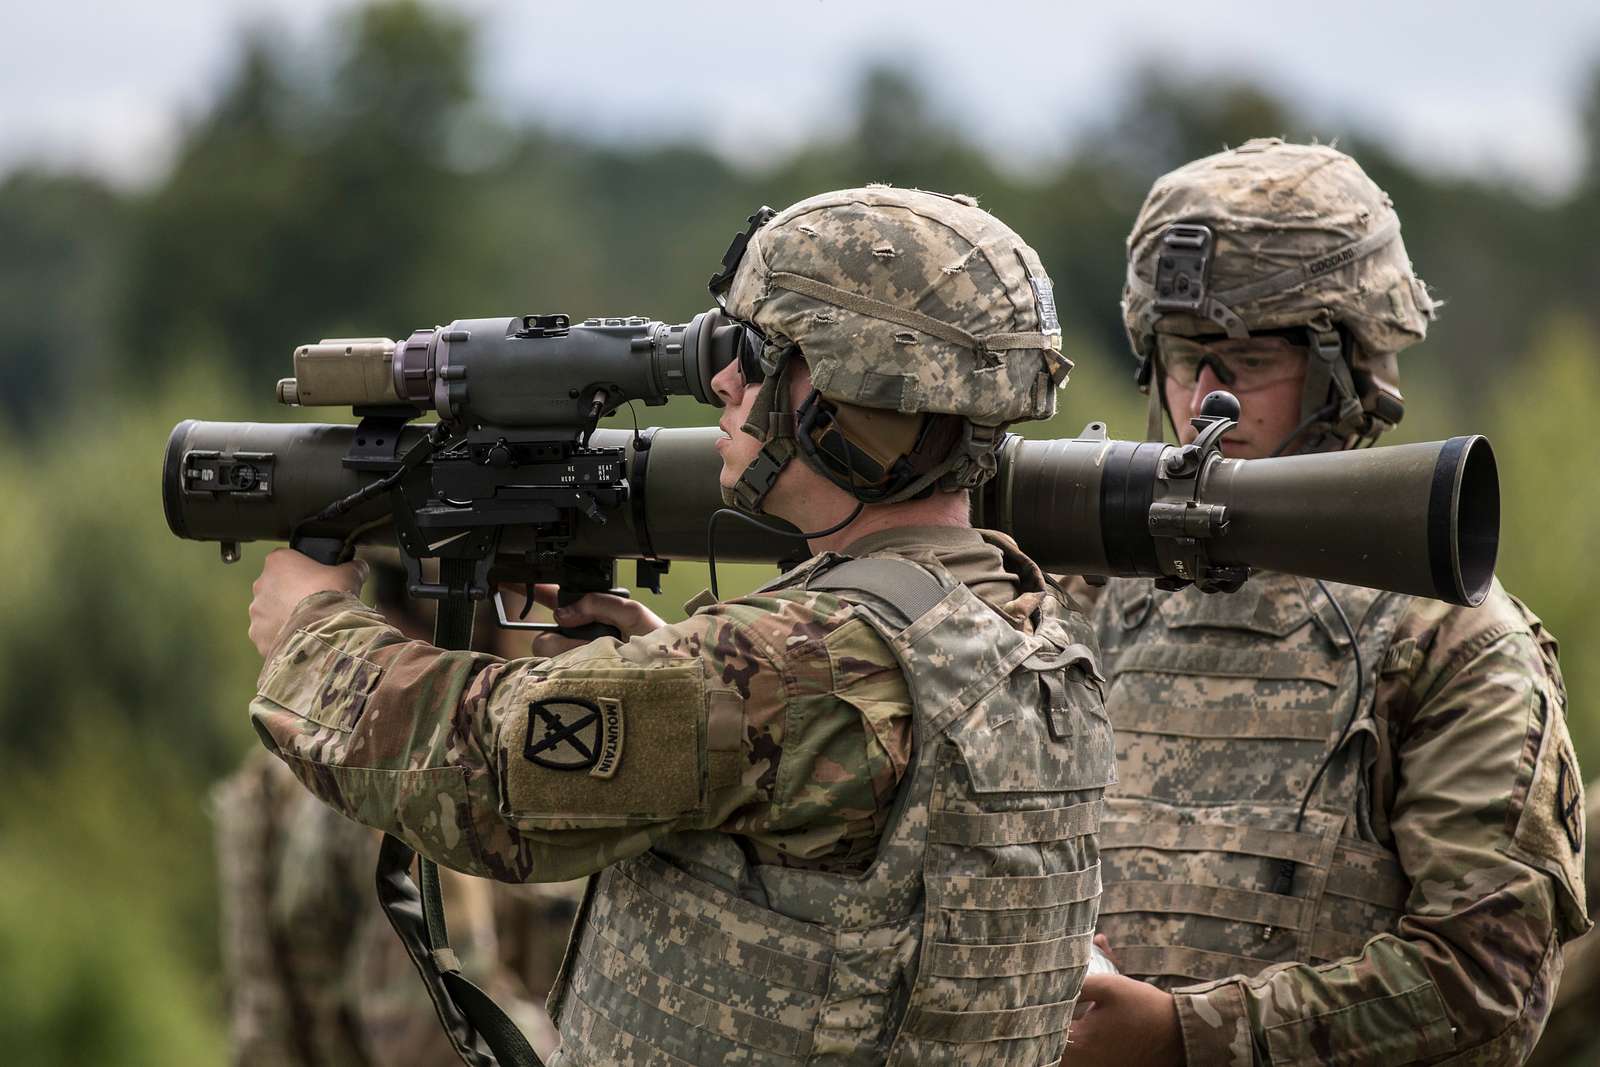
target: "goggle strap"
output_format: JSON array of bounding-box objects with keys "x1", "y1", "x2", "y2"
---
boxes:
[
  {"x1": 739, "y1": 353, "x2": 793, "y2": 441},
  {"x1": 1146, "y1": 360, "x2": 1169, "y2": 443},
  {"x1": 1215, "y1": 220, "x2": 1400, "y2": 307}
]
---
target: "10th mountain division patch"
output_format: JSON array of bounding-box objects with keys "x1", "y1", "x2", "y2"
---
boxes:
[{"x1": 523, "y1": 697, "x2": 624, "y2": 780}]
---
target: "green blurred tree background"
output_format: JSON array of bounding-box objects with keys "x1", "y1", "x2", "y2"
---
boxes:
[{"x1": 0, "y1": 2, "x2": 1595, "y2": 1062}]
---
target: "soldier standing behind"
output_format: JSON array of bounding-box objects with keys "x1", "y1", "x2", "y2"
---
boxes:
[
  {"x1": 240, "y1": 186, "x2": 1113, "y2": 1065},
  {"x1": 214, "y1": 568, "x2": 576, "y2": 1064},
  {"x1": 1066, "y1": 140, "x2": 1590, "y2": 1066}
]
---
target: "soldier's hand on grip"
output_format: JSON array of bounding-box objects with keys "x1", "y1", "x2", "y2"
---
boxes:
[
  {"x1": 248, "y1": 548, "x2": 368, "y2": 657},
  {"x1": 524, "y1": 583, "x2": 665, "y2": 656}
]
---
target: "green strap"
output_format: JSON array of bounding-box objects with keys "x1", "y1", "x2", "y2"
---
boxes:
[
  {"x1": 1146, "y1": 373, "x2": 1168, "y2": 441},
  {"x1": 728, "y1": 437, "x2": 798, "y2": 514},
  {"x1": 730, "y1": 352, "x2": 799, "y2": 515},
  {"x1": 901, "y1": 994, "x2": 1079, "y2": 1043},
  {"x1": 373, "y1": 567, "x2": 543, "y2": 1067},
  {"x1": 805, "y1": 557, "x2": 950, "y2": 624},
  {"x1": 375, "y1": 839, "x2": 541, "y2": 1066}
]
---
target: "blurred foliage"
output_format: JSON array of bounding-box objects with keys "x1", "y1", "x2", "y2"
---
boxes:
[{"x1": 0, "y1": 1, "x2": 1595, "y2": 1061}]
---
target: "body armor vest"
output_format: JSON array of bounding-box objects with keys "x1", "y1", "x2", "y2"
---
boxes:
[
  {"x1": 1092, "y1": 573, "x2": 1413, "y2": 989},
  {"x1": 546, "y1": 547, "x2": 1114, "y2": 1065}
]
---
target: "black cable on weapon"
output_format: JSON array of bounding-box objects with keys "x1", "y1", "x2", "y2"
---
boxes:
[
  {"x1": 706, "y1": 502, "x2": 864, "y2": 601},
  {"x1": 1269, "y1": 578, "x2": 1365, "y2": 901},
  {"x1": 623, "y1": 398, "x2": 644, "y2": 448}
]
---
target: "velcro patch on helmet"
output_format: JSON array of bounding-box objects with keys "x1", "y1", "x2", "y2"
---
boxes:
[{"x1": 1030, "y1": 274, "x2": 1060, "y2": 334}]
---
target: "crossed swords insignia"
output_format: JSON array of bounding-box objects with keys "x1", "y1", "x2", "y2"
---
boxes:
[{"x1": 523, "y1": 698, "x2": 602, "y2": 771}]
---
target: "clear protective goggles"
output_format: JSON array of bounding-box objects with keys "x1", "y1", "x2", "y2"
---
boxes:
[{"x1": 1156, "y1": 331, "x2": 1308, "y2": 394}]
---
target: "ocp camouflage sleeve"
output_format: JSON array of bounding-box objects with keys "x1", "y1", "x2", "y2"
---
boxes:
[
  {"x1": 1171, "y1": 591, "x2": 1590, "y2": 1066},
  {"x1": 249, "y1": 587, "x2": 911, "y2": 884}
]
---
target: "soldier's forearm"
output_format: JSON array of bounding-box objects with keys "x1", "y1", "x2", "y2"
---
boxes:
[
  {"x1": 247, "y1": 600, "x2": 749, "y2": 883},
  {"x1": 1176, "y1": 917, "x2": 1566, "y2": 1067},
  {"x1": 249, "y1": 599, "x2": 522, "y2": 875}
]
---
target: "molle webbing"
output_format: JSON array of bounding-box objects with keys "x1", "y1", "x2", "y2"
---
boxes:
[
  {"x1": 1100, "y1": 880, "x2": 1307, "y2": 931},
  {"x1": 1112, "y1": 945, "x2": 1265, "y2": 986},
  {"x1": 1108, "y1": 703, "x2": 1336, "y2": 741},
  {"x1": 1097, "y1": 821, "x2": 1409, "y2": 910},
  {"x1": 1110, "y1": 642, "x2": 1342, "y2": 684},
  {"x1": 920, "y1": 930, "x2": 1094, "y2": 978},
  {"x1": 931, "y1": 797, "x2": 1102, "y2": 846},
  {"x1": 1094, "y1": 579, "x2": 1412, "y2": 988},
  {"x1": 925, "y1": 865, "x2": 1101, "y2": 910},
  {"x1": 548, "y1": 554, "x2": 965, "y2": 1065},
  {"x1": 551, "y1": 551, "x2": 1104, "y2": 1066},
  {"x1": 899, "y1": 994, "x2": 1082, "y2": 1044}
]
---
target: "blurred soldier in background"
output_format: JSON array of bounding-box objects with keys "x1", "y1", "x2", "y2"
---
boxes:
[
  {"x1": 214, "y1": 566, "x2": 579, "y2": 1065},
  {"x1": 1066, "y1": 139, "x2": 1590, "y2": 1066}
]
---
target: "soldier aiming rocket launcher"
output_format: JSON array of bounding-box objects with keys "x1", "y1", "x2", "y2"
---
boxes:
[
  {"x1": 163, "y1": 307, "x2": 1500, "y2": 615},
  {"x1": 162, "y1": 305, "x2": 1498, "y2": 1067}
]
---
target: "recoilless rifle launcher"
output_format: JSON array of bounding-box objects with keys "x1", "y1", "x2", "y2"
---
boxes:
[{"x1": 164, "y1": 309, "x2": 1499, "y2": 620}]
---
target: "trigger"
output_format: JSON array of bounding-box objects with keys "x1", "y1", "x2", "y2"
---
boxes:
[{"x1": 520, "y1": 583, "x2": 535, "y2": 620}]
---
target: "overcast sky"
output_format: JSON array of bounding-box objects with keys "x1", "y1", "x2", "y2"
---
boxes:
[{"x1": 9, "y1": 0, "x2": 1600, "y2": 196}]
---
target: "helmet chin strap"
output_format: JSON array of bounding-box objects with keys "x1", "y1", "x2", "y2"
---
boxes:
[
  {"x1": 1274, "y1": 322, "x2": 1383, "y2": 456},
  {"x1": 722, "y1": 352, "x2": 801, "y2": 514}
]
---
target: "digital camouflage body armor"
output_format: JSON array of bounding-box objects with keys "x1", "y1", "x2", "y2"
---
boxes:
[
  {"x1": 546, "y1": 548, "x2": 1114, "y2": 1066},
  {"x1": 1092, "y1": 573, "x2": 1412, "y2": 987}
]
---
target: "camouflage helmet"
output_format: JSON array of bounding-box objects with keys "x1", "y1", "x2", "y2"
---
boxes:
[
  {"x1": 1123, "y1": 138, "x2": 1434, "y2": 382},
  {"x1": 716, "y1": 186, "x2": 1069, "y2": 509}
]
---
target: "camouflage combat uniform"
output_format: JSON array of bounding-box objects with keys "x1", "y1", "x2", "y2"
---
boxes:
[
  {"x1": 250, "y1": 527, "x2": 1112, "y2": 1065},
  {"x1": 1090, "y1": 576, "x2": 1589, "y2": 1064},
  {"x1": 245, "y1": 186, "x2": 1096, "y2": 1063},
  {"x1": 1091, "y1": 139, "x2": 1591, "y2": 1065}
]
